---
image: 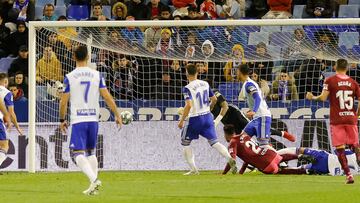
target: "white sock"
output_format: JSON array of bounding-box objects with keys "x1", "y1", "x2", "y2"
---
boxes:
[
  {"x1": 87, "y1": 155, "x2": 98, "y2": 178},
  {"x1": 212, "y1": 142, "x2": 232, "y2": 160},
  {"x1": 0, "y1": 152, "x2": 6, "y2": 165},
  {"x1": 277, "y1": 147, "x2": 297, "y2": 155},
  {"x1": 183, "y1": 146, "x2": 197, "y2": 171},
  {"x1": 75, "y1": 154, "x2": 97, "y2": 183}
]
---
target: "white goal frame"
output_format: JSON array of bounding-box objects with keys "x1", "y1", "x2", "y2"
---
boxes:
[{"x1": 28, "y1": 18, "x2": 360, "y2": 173}]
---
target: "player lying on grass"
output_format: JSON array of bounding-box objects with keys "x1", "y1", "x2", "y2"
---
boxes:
[
  {"x1": 277, "y1": 147, "x2": 359, "y2": 176},
  {"x1": 222, "y1": 124, "x2": 305, "y2": 175},
  {"x1": 208, "y1": 81, "x2": 295, "y2": 142}
]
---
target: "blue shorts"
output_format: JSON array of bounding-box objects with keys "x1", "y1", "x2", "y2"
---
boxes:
[
  {"x1": 69, "y1": 122, "x2": 99, "y2": 151},
  {"x1": 243, "y1": 116, "x2": 271, "y2": 145},
  {"x1": 0, "y1": 121, "x2": 6, "y2": 140},
  {"x1": 303, "y1": 148, "x2": 329, "y2": 174},
  {"x1": 181, "y1": 113, "x2": 218, "y2": 146}
]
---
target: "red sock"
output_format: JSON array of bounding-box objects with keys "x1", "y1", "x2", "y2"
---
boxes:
[
  {"x1": 336, "y1": 148, "x2": 351, "y2": 176},
  {"x1": 281, "y1": 154, "x2": 298, "y2": 162},
  {"x1": 277, "y1": 168, "x2": 306, "y2": 174}
]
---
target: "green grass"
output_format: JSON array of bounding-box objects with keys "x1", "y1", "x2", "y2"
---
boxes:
[{"x1": 0, "y1": 171, "x2": 360, "y2": 203}]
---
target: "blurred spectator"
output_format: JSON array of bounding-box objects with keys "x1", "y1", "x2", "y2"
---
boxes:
[
  {"x1": 196, "y1": 62, "x2": 209, "y2": 80},
  {"x1": 270, "y1": 69, "x2": 299, "y2": 101},
  {"x1": 249, "y1": 42, "x2": 273, "y2": 81},
  {"x1": 185, "y1": 31, "x2": 199, "y2": 58},
  {"x1": 200, "y1": 0, "x2": 218, "y2": 19},
  {"x1": 88, "y1": 2, "x2": 109, "y2": 20},
  {"x1": 126, "y1": 0, "x2": 147, "y2": 20},
  {"x1": 42, "y1": 4, "x2": 57, "y2": 21},
  {"x1": 262, "y1": 0, "x2": 292, "y2": 19},
  {"x1": 169, "y1": 60, "x2": 185, "y2": 86},
  {"x1": 152, "y1": 73, "x2": 181, "y2": 100},
  {"x1": 47, "y1": 31, "x2": 69, "y2": 66},
  {"x1": 6, "y1": 21, "x2": 28, "y2": 57},
  {"x1": 120, "y1": 16, "x2": 144, "y2": 50},
  {"x1": 348, "y1": 63, "x2": 360, "y2": 84},
  {"x1": 247, "y1": 0, "x2": 268, "y2": 18},
  {"x1": 184, "y1": 6, "x2": 201, "y2": 20},
  {"x1": 8, "y1": 82, "x2": 27, "y2": 101},
  {"x1": 11, "y1": 71, "x2": 28, "y2": 98},
  {"x1": 222, "y1": 24, "x2": 247, "y2": 48},
  {"x1": 224, "y1": 44, "x2": 246, "y2": 82},
  {"x1": 112, "y1": 2, "x2": 127, "y2": 20},
  {"x1": 11, "y1": 0, "x2": 35, "y2": 22},
  {"x1": 91, "y1": 0, "x2": 111, "y2": 5},
  {"x1": 36, "y1": 46, "x2": 63, "y2": 84},
  {"x1": 160, "y1": 6, "x2": 172, "y2": 20},
  {"x1": 172, "y1": 0, "x2": 196, "y2": 17},
  {"x1": 8, "y1": 45, "x2": 28, "y2": 77},
  {"x1": 156, "y1": 28, "x2": 174, "y2": 55},
  {"x1": 314, "y1": 29, "x2": 338, "y2": 52},
  {"x1": 144, "y1": 16, "x2": 162, "y2": 48},
  {"x1": 201, "y1": 40, "x2": 214, "y2": 59},
  {"x1": 57, "y1": 16, "x2": 78, "y2": 50},
  {"x1": 0, "y1": 14, "x2": 10, "y2": 58},
  {"x1": 112, "y1": 55, "x2": 133, "y2": 99},
  {"x1": 171, "y1": 16, "x2": 185, "y2": 49},
  {"x1": 306, "y1": 0, "x2": 335, "y2": 18},
  {"x1": 249, "y1": 70, "x2": 270, "y2": 98},
  {"x1": 217, "y1": 0, "x2": 246, "y2": 19},
  {"x1": 146, "y1": 0, "x2": 166, "y2": 20}
]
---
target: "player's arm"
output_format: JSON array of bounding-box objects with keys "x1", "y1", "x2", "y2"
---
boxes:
[
  {"x1": 0, "y1": 99, "x2": 10, "y2": 129},
  {"x1": 245, "y1": 82, "x2": 261, "y2": 118},
  {"x1": 59, "y1": 77, "x2": 70, "y2": 132},
  {"x1": 306, "y1": 80, "x2": 329, "y2": 102},
  {"x1": 239, "y1": 162, "x2": 249, "y2": 174},
  {"x1": 178, "y1": 87, "x2": 192, "y2": 129},
  {"x1": 100, "y1": 88, "x2": 122, "y2": 127},
  {"x1": 4, "y1": 92, "x2": 22, "y2": 135},
  {"x1": 222, "y1": 141, "x2": 237, "y2": 174},
  {"x1": 214, "y1": 92, "x2": 229, "y2": 127}
]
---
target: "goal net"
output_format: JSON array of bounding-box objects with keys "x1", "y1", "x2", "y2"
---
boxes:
[{"x1": 26, "y1": 19, "x2": 360, "y2": 172}]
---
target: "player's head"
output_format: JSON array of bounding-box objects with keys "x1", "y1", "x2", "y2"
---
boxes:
[
  {"x1": 74, "y1": 45, "x2": 88, "y2": 62},
  {"x1": 223, "y1": 124, "x2": 235, "y2": 142},
  {"x1": 185, "y1": 63, "x2": 198, "y2": 79},
  {"x1": 335, "y1": 58, "x2": 348, "y2": 72},
  {"x1": 0, "y1": 73, "x2": 8, "y2": 87},
  {"x1": 237, "y1": 64, "x2": 250, "y2": 82}
]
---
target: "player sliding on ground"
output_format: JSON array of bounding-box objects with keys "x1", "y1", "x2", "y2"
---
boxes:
[
  {"x1": 178, "y1": 64, "x2": 237, "y2": 175},
  {"x1": 306, "y1": 58, "x2": 360, "y2": 184},
  {"x1": 59, "y1": 45, "x2": 122, "y2": 195},
  {"x1": 0, "y1": 73, "x2": 22, "y2": 168},
  {"x1": 277, "y1": 147, "x2": 359, "y2": 176},
  {"x1": 209, "y1": 82, "x2": 295, "y2": 142},
  {"x1": 221, "y1": 124, "x2": 304, "y2": 175}
]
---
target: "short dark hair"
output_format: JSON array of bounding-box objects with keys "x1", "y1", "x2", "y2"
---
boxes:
[
  {"x1": 237, "y1": 64, "x2": 250, "y2": 75},
  {"x1": 280, "y1": 69, "x2": 288, "y2": 74},
  {"x1": 336, "y1": 59, "x2": 348, "y2": 71},
  {"x1": 93, "y1": 2, "x2": 103, "y2": 8},
  {"x1": 57, "y1": 15, "x2": 67, "y2": 21},
  {"x1": 186, "y1": 64, "x2": 197, "y2": 76},
  {"x1": 160, "y1": 5, "x2": 171, "y2": 13},
  {"x1": 15, "y1": 71, "x2": 24, "y2": 76},
  {"x1": 223, "y1": 124, "x2": 235, "y2": 135},
  {"x1": 74, "y1": 45, "x2": 88, "y2": 61},
  {"x1": 8, "y1": 82, "x2": 17, "y2": 88},
  {"x1": 0, "y1": 73, "x2": 8, "y2": 81}
]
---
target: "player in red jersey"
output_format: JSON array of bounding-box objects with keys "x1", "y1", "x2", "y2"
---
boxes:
[
  {"x1": 222, "y1": 125, "x2": 305, "y2": 175},
  {"x1": 306, "y1": 58, "x2": 360, "y2": 184}
]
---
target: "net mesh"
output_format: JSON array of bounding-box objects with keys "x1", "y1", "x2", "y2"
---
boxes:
[{"x1": 33, "y1": 21, "x2": 360, "y2": 171}]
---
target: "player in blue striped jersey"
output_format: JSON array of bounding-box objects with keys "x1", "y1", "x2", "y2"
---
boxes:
[{"x1": 178, "y1": 64, "x2": 237, "y2": 175}]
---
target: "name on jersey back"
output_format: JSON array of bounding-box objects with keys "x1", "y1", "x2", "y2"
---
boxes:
[{"x1": 77, "y1": 109, "x2": 96, "y2": 116}]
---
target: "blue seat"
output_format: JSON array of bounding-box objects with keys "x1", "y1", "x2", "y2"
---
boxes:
[
  {"x1": 0, "y1": 57, "x2": 15, "y2": 73},
  {"x1": 327, "y1": 25, "x2": 357, "y2": 33},
  {"x1": 281, "y1": 25, "x2": 303, "y2": 32},
  {"x1": 293, "y1": 5, "x2": 311, "y2": 18},
  {"x1": 218, "y1": 83, "x2": 241, "y2": 101},
  {"x1": 36, "y1": 86, "x2": 48, "y2": 101},
  {"x1": 248, "y1": 32, "x2": 270, "y2": 45},
  {"x1": 36, "y1": 0, "x2": 55, "y2": 6},
  {"x1": 67, "y1": 5, "x2": 89, "y2": 20},
  {"x1": 339, "y1": 32, "x2": 359, "y2": 49},
  {"x1": 348, "y1": 0, "x2": 360, "y2": 5},
  {"x1": 54, "y1": 5, "x2": 67, "y2": 17},
  {"x1": 35, "y1": 6, "x2": 43, "y2": 20},
  {"x1": 267, "y1": 46, "x2": 282, "y2": 60},
  {"x1": 270, "y1": 32, "x2": 293, "y2": 47},
  {"x1": 260, "y1": 26, "x2": 281, "y2": 33},
  {"x1": 56, "y1": 0, "x2": 66, "y2": 5},
  {"x1": 339, "y1": 5, "x2": 359, "y2": 18}
]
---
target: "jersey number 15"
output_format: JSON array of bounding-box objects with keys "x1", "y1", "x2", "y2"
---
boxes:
[{"x1": 336, "y1": 90, "x2": 353, "y2": 110}]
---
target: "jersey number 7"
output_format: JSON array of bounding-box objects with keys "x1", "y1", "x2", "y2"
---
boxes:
[{"x1": 80, "y1": 81, "x2": 90, "y2": 103}]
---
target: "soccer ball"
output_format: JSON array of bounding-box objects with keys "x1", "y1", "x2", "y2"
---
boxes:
[{"x1": 120, "y1": 111, "x2": 133, "y2": 125}]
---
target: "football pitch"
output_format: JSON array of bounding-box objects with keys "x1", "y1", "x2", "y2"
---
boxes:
[{"x1": 1, "y1": 171, "x2": 360, "y2": 203}]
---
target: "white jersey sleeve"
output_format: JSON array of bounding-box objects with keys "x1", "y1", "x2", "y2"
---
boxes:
[
  {"x1": 183, "y1": 80, "x2": 214, "y2": 117},
  {"x1": 0, "y1": 86, "x2": 13, "y2": 121},
  {"x1": 328, "y1": 153, "x2": 359, "y2": 176},
  {"x1": 241, "y1": 78, "x2": 271, "y2": 118},
  {"x1": 64, "y1": 67, "x2": 106, "y2": 124}
]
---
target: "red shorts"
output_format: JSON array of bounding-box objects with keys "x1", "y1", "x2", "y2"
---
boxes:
[
  {"x1": 263, "y1": 154, "x2": 282, "y2": 174},
  {"x1": 330, "y1": 124, "x2": 359, "y2": 147}
]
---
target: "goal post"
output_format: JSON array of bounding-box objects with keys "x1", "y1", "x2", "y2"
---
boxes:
[{"x1": 27, "y1": 18, "x2": 360, "y2": 173}]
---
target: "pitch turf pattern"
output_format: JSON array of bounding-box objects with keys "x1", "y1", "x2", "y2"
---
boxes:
[{"x1": 1, "y1": 171, "x2": 360, "y2": 203}]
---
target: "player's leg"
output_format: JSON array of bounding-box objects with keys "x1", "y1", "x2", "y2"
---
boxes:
[
  {"x1": 331, "y1": 125, "x2": 353, "y2": 184},
  {"x1": 69, "y1": 123, "x2": 98, "y2": 194},
  {"x1": 262, "y1": 154, "x2": 282, "y2": 174},
  {"x1": 86, "y1": 122, "x2": 99, "y2": 178},
  {"x1": 277, "y1": 147, "x2": 299, "y2": 161},
  {"x1": 255, "y1": 116, "x2": 271, "y2": 146},
  {"x1": 0, "y1": 123, "x2": 8, "y2": 166},
  {"x1": 181, "y1": 121, "x2": 199, "y2": 175},
  {"x1": 270, "y1": 128, "x2": 296, "y2": 142},
  {"x1": 345, "y1": 125, "x2": 360, "y2": 164}
]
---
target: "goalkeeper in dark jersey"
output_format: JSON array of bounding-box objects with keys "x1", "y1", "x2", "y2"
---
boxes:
[{"x1": 211, "y1": 89, "x2": 296, "y2": 142}]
